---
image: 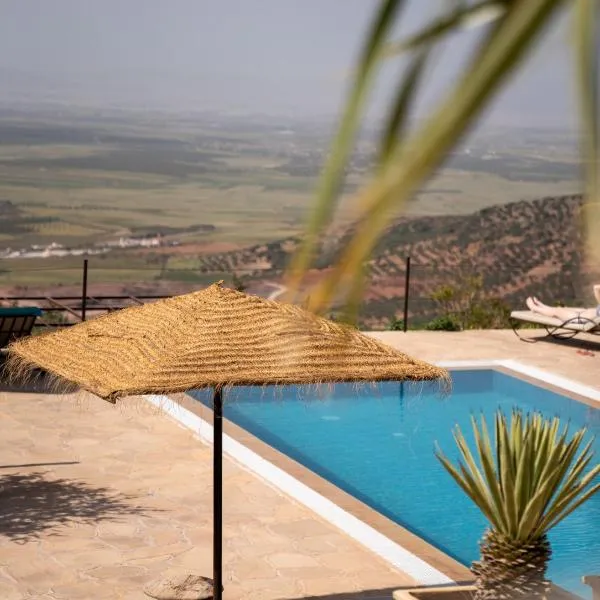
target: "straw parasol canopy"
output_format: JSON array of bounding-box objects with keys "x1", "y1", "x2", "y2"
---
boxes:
[{"x1": 6, "y1": 281, "x2": 448, "y2": 401}]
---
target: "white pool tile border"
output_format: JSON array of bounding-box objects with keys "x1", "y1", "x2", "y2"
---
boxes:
[{"x1": 146, "y1": 359, "x2": 599, "y2": 587}]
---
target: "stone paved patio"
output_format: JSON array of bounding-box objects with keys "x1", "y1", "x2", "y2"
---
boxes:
[
  {"x1": 0, "y1": 391, "x2": 414, "y2": 600},
  {"x1": 0, "y1": 329, "x2": 598, "y2": 600}
]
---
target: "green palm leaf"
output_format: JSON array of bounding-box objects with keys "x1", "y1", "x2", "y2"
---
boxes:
[
  {"x1": 437, "y1": 410, "x2": 599, "y2": 542},
  {"x1": 384, "y1": 0, "x2": 507, "y2": 57},
  {"x1": 377, "y1": 47, "x2": 430, "y2": 167},
  {"x1": 284, "y1": 0, "x2": 405, "y2": 301},
  {"x1": 290, "y1": 0, "x2": 564, "y2": 312},
  {"x1": 474, "y1": 415, "x2": 508, "y2": 530},
  {"x1": 286, "y1": 1, "x2": 598, "y2": 317},
  {"x1": 435, "y1": 443, "x2": 503, "y2": 529},
  {"x1": 575, "y1": 0, "x2": 600, "y2": 269}
]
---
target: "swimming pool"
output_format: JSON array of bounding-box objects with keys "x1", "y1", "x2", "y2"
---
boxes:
[{"x1": 190, "y1": 368, "x2": 599, "y2": 598}]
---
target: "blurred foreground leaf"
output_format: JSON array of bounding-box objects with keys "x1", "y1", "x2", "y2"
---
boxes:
[{"x1": 285, "y1": 0, "x2": 597, "y2": 317}]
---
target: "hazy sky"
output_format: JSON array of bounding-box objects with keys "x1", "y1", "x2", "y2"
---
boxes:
[{"x1": 0, "y1": 0, "x2": 578, "y2": 127}]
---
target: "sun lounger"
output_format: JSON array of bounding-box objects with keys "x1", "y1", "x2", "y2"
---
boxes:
[
  {"x1": 510, "y1": 310, "x2": 600, "y2": 342},
  {"x1": 0, "y1": 307, "x2": 43, "y2": 350}
]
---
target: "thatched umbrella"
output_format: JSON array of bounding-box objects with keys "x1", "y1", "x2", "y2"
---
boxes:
[{"x1": 6, "y1": 282, "x2": 448, "y2": 600}]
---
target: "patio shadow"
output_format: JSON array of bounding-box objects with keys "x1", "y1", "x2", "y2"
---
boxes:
[
  {"x1": 290, "y1": 580, "x2": 583, "y2": 600},
  {"x1": 0, "y1": 471, "x2": 155, "y2": 543},
  {"x1": 293, "y1": 583, "x2": 476, "y2": 600},
  {"x1": 0, "y1": 461, "x2": 79, "y2": 470},
  {"x1": 536, "y1": 334, "x2": 600, "y2": 352},
  {"x1": 294, "y1": 588, "x2": 398, "y2": 600}
]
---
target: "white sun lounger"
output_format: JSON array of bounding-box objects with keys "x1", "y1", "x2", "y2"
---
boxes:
[{"x1": 511, "y1": 310, "x2": 600, "y2": 342}]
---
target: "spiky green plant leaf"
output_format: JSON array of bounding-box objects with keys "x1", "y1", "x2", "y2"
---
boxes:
[{"x1": 437, "y1": 410, "x2": 599, "y2": 542}]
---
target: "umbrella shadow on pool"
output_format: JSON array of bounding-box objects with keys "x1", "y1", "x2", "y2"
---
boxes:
[{"x1": 0, "y1": 471, "x2": 157, "y2": 543}]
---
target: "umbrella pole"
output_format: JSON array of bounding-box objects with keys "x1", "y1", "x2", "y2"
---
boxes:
[{"x1": 213, "y1": 386, "x2": 223, "y2": 600}]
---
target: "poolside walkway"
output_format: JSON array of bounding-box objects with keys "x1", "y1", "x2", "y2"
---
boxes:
[
  {"x1": 370, "y1": 329, "x2": 600, "y2": 391},
  {"x1": 0, "y1": 391, "x2": 414, "y2": 600},
  {"x1": 0, "y1": 329, "x2": 597, "y2": 599}
]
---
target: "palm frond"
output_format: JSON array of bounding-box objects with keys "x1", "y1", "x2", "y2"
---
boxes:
[
  {"x1": 384, "y1": 0, "x2": 508, "y2": 57},
  {"x1": 291, "y1": 0, "x2": 563, "y2": 313},
  {"x1": 575, "y1": 0, "x2": 600, "y2": 272},
  {"x1": 437, "y1": 410, "x2": 599, "y2": 541},
  {"x1": 377, "y1": 47, "x2": 430, "y2": 167},
  {"x1": 474, "y1": 415, "x2": 508, "y2": 531},
  {"x1": 435, "y1": 442, "x2": 504, "y2": 529},
  {"x1": 284, "y1": 0, "x2": 405, "y2": 301}
]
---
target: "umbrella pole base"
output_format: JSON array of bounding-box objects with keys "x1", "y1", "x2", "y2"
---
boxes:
[{"x1": 143, "y1": 572, "x2": 217, "y2": 599}]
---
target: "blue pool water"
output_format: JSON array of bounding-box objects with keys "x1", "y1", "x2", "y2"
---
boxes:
[{"x1": 191, "y1": 370, "x2": 600, "y2": 598}]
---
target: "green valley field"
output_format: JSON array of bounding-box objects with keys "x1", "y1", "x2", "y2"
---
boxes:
[{"x1": 0, "y1": 107, "x2": 583, "y2": 294}]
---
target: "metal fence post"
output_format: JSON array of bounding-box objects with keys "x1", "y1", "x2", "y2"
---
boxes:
[
  {"x1": 403, "y1": 255, "x2": 411, "y2": 332},
  {"x1": 81, "y1": 259, "x2": 88, "y2": 322}
]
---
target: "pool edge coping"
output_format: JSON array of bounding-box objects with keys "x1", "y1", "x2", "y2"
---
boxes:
[
  {"x1": 441, "y1": 359, "x2": 600, "y2": 407},
  {"x1": 146, "y1": 359, "x2": 598, "y2": 589}
]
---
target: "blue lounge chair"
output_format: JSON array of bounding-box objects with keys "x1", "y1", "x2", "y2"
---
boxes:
[{"x1": 0, "y1": 307, "x2": 43, "y2": 349}]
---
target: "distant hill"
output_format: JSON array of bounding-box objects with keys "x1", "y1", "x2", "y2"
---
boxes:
[
  {"x1": 196, "y1": 194, "x2": 586, "y2": 328},
  {"x1": 361, "y1": 194, "x2": 585, "y2": 327}
]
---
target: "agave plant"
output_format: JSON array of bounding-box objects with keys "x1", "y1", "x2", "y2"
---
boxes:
[
  {"x1": 436, "y1": 410, "x2": 600, "y2": 600},
  {"x1": 285, "y1": 0, "x2": 598, "y2": 317}
]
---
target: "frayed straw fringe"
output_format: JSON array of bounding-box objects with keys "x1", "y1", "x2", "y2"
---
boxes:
[
  {"x1": 210, "y1": 377, "x2": 452, "y2": 407},
  {"x1": 4, "y1": 351, "x2": 81, "y2": 397},
  {"x1": 4, "y1": 346, "x2": 451, "y2": 406},
  {"x1": 3, "y1": 283, "x2": 450, "y2": 402}
]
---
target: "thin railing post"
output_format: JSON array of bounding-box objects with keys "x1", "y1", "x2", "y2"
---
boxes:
[
  {"x1": 81, "y1": 259, "x2": 88, "y2": 322},
  {"x1": 213, "y1": 386, "x2": 223, "y2": 600},
  {"x1": 403, "y1": 255, "x2": 411, "y2": 332}
]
